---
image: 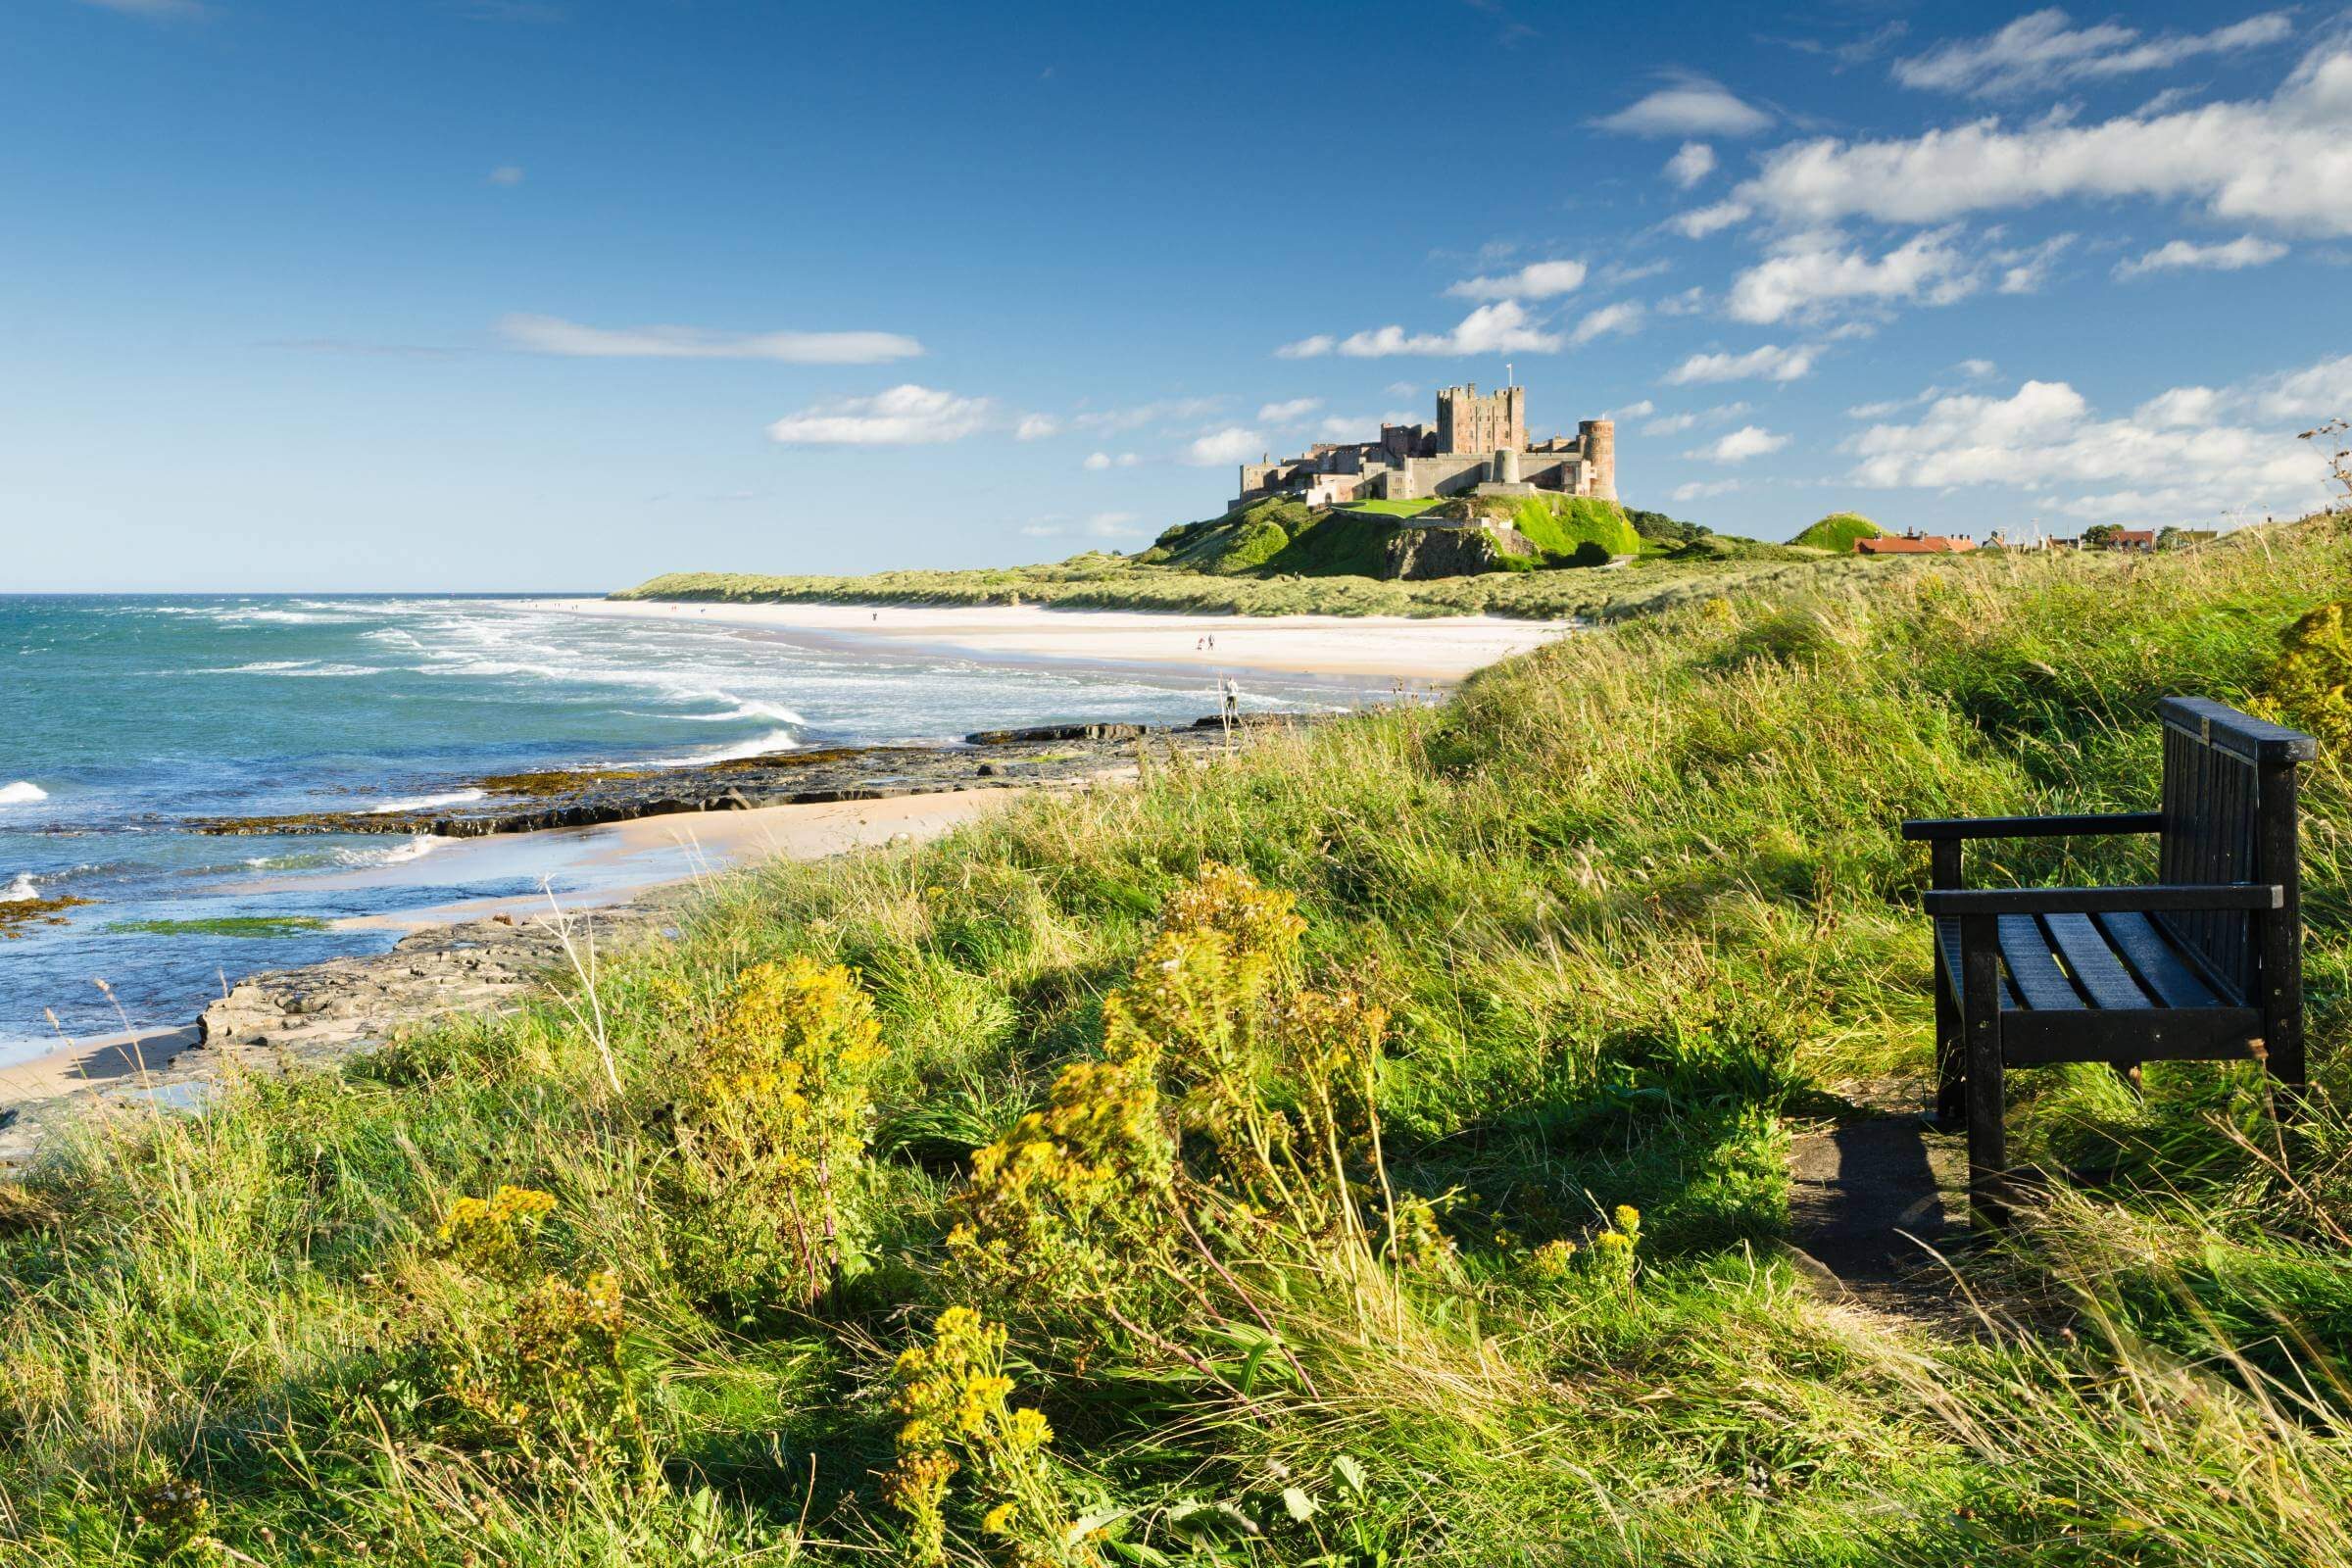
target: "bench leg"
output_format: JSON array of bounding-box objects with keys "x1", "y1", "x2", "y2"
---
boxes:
[
  {"x1": 1935, "y1": 966, "x2": 1965, "y2": 1128},
  {"x1": 1961, "y1": 915, "x2": 2009, "y2": 1231}
]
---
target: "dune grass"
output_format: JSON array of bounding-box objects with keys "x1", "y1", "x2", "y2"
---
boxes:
[
  {"x1": 6, "y1": 520, "x2": 2352, "y2": 1564},
  {"x1": 618, "y1": 546, "x2": 1925, "y2": 623}
]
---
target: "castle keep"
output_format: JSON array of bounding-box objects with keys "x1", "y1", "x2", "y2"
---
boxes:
[{"x1": 1234, "y1": 384, "x2": 1616, "y2": 512}]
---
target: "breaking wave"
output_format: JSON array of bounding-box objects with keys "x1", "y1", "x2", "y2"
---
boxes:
[
  {"x1": 651, "y1": 728, "x2": 802, "y2": 766},
  {"x1": 0, "y1": 781, "x2": 48, "y2": 807},
  {"x1": 366, "y1": 789, "x2": 487, "y2": 814}
]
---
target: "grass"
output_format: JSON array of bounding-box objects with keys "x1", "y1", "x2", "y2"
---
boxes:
[
  {"x1": 1338, "y1": 499, "x2": 1445, "y2": 518},
  {"x1": 1790, "y1": 512, "x2": 1885, "y2": 552},
  {"x1": 7, "y1": 518, "x2": 2352, "y2": 1564}
]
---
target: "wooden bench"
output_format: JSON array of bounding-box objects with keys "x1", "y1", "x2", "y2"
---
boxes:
[{"x1": 1902, "y1": 697, "x2": 2316, "y2": 1227}]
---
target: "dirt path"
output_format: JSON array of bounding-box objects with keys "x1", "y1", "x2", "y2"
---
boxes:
[{"x1": 1784, "y1": 1079, "x2": 1975, "y2": 1326}]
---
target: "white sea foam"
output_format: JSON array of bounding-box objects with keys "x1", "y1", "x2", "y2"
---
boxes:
[
  {"x1": 681, "y1": 700, "x2": 808, "y2": 724},
  {"x1": 0, "y1": 781, "x2": 48, "y2": 807},
  {"x1": 330, "y1": 834, "x2": 440, "y2": 868},
  {"x1": 651, "y1": 728, "x2": 802, "y2": 766},
  {"x1": 1, "y1": 872, "x2": 39, "y2": 902},
  {"x1": 366, "y1": 789, "x2": 487, "y2": 814}
]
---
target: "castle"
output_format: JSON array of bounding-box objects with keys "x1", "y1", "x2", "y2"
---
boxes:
[{"x1": 1233, "y1": 384, "x2": 1616, "y2": 512}]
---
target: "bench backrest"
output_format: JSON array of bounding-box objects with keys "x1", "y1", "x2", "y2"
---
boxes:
[{"x1": 2156, "y1": 697, "x2": 2317, "y2": 998}]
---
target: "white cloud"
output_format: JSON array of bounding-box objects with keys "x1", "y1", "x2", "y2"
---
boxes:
[
  {"x1": 1257, "y1": 396, "x2": 1324, "y2": 422},
  {"x1": 1893, "y1": 9, "x2": 2294, "y2": 99},
  {"x1": 487, "y1": 165, "x2": 526, "y2": 186},
  {"x1": 766, "y1": 385, "x2": 993, "y2": 445},
  {"x1": 1082, "y1": 451, "x2": 1141, "y2": 470},
  {"x1": 1184, "y1": 427, "x2": 1264, "y2": 466},
  {"x1": 1446, "y1": 260, "x2": 1588, "y2": 301},
  {"x1": 1597, "y1": 74, "x2": 1772, "y2": 136},
  {"x1": 1665, "y1": 141, "x2": 1718, "y2": 188},
  {"x1": 2243, "y1": 352, "x2": 2352, "y2": 420},
  {"x1": 1726, "y1": 226, "x2": 1978, "y2": 324},
  {"x1": 1672, "y1": 478, "x2": 1745, "y2": 501},
  {"x1": 1083, "y1": 511, "x2": 1142, "y2": 537},
  {"x1": 2135, "y1": 385, "x2": 2222, "y2": 426},
  {"x1": 1014, "y1": 414, "x2": 1060, "y2": 441},
  {"x1": 1608, "y1": 398, "x2": 1658, "y2": 419},
  {"x1": 2114, "y1": 233, "x2": 2288, "y2": 278},
  {"x1": 1667, "y1": 201, "x2": 1752, "y2": 239},
  {"x1": 1645, "y1": 401, "x2": 1749, "y2": 436},
  {"x1": 1691, "y1": 425, "x2": 1788, "y2": 463},
  {"x1": 1570, "y1": 301, "x2": 1645, "y2": 345},
  {"x1": 1956, "y1": 358, "x2": 1998, "y2": 379},
  {"x1": 1655, "y1": 285, "x2": 1709, "y2": 316},
  {"x1": 1386, "y1": 380, "x2": 1418, "y2": 398},
  {"x1": 1994, "y1": 233, "x2": 2076, "y2": 293},
  {"x1": 1846, "y1": 368, "x2": 2335, "y2": 521},
  {"x1": 501, "y1": 314, "x2": 923, "y2": 364},
  {"x1": 1284, "y1": 301, "x2": 1563, "y2": 359},
  {"x1": 1665, "y1": 343, "x2": 1818, "y2": 384},
  {"x1": 1740, "y1": 40, "x2": 2352, "y2": 238}
]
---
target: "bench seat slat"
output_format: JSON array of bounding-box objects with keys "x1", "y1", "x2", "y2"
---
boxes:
[
  {"x1": 2094, "y1": 911, "x2": 2227, "y2": 1008},
  {"x1": 1997, "y1": 914, "x2": 2084, "y2": 1010},
  {"x1": 1999, "y1": 1007, "x2": 2263, "y2": 1063},
  {"x1": 2041, "y1": 913, "x2": 2153, "y2": 1009}
]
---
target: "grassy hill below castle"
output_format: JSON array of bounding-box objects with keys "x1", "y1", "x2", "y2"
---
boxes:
[{"x1": 619, "y1": 494, "x2": 1852, "y2": 621}]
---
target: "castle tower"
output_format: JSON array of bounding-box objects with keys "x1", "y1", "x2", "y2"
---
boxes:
[
  {"x1": 1436, "y1": 383, "x2": 1527, "y2": 457},
  {"x1": 1579, "y1": 417, "x2": 1616, "y2": 502}
]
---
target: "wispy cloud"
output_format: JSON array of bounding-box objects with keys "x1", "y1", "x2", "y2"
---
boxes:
[
  {"x1": 1445, "y1": 260, "x2": 1587, "y2": 301},
  {"x1": 1256, "y1": 397, "x2": 1324, "y2": 423},
  {"x1": 1665, "y1": 343, "x2": 1818, "y2": 384},
  {"x1": 1570, "y1": 301, "x2": 1645, "y2": 344},
  {"x1": 766, "y1": 385, "x2": 992, "y2": 444},
  {"x1": 1277, "y1": 301, "x2": 1561, "y2": 359},
  {"x1": 1893, "y1": 9, "x2": 2293, "y2": 98},
  {"x1": 486, "y1": 165, "x2": 526, "y2": 187},
  {"x1": 2114, "y1": 233, "x2": 2287, "y2": 278},
  {"x1": 500, "y1": 314, "x2": 922, "y2": 364}
]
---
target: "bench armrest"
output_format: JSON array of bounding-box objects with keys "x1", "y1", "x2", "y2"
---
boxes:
[
  {"x1": 1923, "y1": 882, "x2": 2283, "y2": 916},
  {"x1": 1900, "y1": 812, "x2": 2163, "y2": 842}
]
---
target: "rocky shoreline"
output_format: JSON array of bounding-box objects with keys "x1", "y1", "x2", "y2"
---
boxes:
[
  {"x1": 0, "y1": 901, "x2": 671, "y2": 1171},
  {"x1": 190, "y1": 714, "x2": 1306, "y2": 839}
]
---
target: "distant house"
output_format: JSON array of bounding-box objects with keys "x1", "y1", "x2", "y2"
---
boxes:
[
  {"x1": 1855, "y1": 529, "x2": 1978, "y2": 556},
  {"x1": 2111, "y1": 528, "x2": 2157, "y2": 552}
]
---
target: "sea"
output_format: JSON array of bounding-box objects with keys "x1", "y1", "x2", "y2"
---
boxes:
[{"x1": 0, "y1": 595, "x2": 1387, "y2": 1063}]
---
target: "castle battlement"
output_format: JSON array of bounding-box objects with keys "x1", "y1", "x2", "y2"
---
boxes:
[{"x1": 1234, "y1": 383, "x2": 1615, "y2": 512}]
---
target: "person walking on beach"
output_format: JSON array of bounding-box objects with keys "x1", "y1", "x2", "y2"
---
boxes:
[{"x1": 1221, "y1": 676, "x2": 1240, "y2": 724}]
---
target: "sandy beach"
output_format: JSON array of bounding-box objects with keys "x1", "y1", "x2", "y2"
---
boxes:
[{"x1": 514, "y1": 598, "x2": 1573, "y2": 682}]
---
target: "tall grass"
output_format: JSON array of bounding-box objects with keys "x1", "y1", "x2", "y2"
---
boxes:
[{"x1": 4, "y1": 521, "x2": 2350, "y2": 1564}]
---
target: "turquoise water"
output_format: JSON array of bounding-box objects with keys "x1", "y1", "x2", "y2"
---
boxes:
[{"x1": 0, "y1": 595, "x2": 1378, "y2": 1057}]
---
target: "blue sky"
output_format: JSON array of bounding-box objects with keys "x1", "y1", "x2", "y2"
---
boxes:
[{"x1": 5, "y1": 0, "x2": 2349, "y2": 590}]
